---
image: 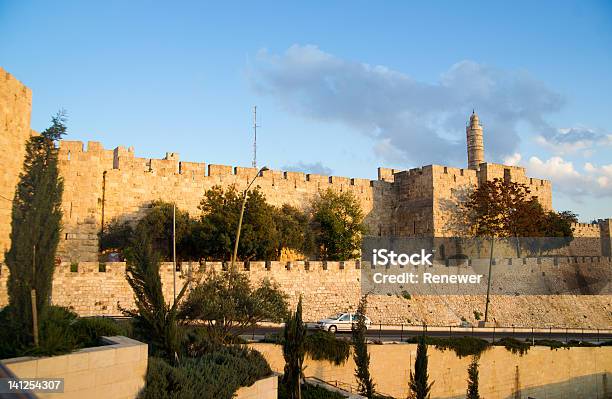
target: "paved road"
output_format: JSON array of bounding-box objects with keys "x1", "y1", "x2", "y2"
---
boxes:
[{"x1": 244, "y1": 325, "x2": 612, "y2": 344}]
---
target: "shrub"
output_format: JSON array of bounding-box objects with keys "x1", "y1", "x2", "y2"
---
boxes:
[
  {"x1": 72, "y1": 317, "x2": 127, "y2": 347},
  {"x1": 473, "y1": 310, "x2": 482, "y2": 321},
  {"x1": 179, "y1": 270, "x2": 287, "y2": 344},
  {"x1": 139, "y1": 346, "x2": 272, "y2": 399},
  {"x1": 278, "y1": 378, "x2": 345, "y2": 399},
  {"x1": 401, "y1": 290, "x2": 411, "y2": 300},
  {"x1": 305, "y1": 331, "x2": 350, "y2": 366},
  {"x1": 406, "y1": 336, "x2": 490, "y2": 358},
  {"x1": 495, "y1": 337, "x2": 530, "y2": 355},
  {"x1": 29, "y1": 307, "x2": 78, "y2": 356}
]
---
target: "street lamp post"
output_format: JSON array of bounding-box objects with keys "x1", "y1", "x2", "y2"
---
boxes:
[{"x1": 230, "y1": 166, "x2": 268, "y2": 270}]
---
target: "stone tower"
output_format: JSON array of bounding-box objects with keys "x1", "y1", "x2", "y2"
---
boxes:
[{"x1": 466, "y1": 110, "x2": 485, "y2": 170}]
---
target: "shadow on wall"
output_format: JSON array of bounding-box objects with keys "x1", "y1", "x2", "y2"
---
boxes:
[{"x1": 436, "y1": 372, "x2": 612, "y2": 399}]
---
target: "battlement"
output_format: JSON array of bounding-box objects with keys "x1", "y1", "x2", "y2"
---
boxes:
[{"x1": 58, "y1": 140, "x2": 389, "y2": 185}]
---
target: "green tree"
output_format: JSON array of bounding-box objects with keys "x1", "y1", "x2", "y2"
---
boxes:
[
  {"x1": 122, "y1": 226, "x2": 188, "y2": 362},
  {"x1": 352, "y1": 296, "x2": 375, "y2": 398},
  {"x1": 178, "y1": 270, "x2": 288, "y2": 344},
  {"x1": 273, "y1": 204, "x2": 315, "y2": 258},
  {"x1": 199, "y1": 185, "x2": 278, "y2": 261},
  {"x1": 136, "y1": 201, "x2": 194, "y2": 261},
  {"x1": 311, "y1": 189, "x2": 366, "y2": 260},
  {"x1": 466, "y1": 356, "x2": 480, "y2": 399},
  {"x1": 282, "y1": 298, "x2": 307, "y2": 399},
  {"x1": 5, "y1": 111, "x2": 66, "y2": 347},
  {"x1": 408, "y1": 335, "x2": 434, "y2": 399},
  {"x1": 99, "y1": 218, "x2": 134, "y2": 256}
]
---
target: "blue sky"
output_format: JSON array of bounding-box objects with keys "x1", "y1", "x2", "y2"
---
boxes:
[{"x1": 1, "y1": 1, "x2": 611, "y2": 221}]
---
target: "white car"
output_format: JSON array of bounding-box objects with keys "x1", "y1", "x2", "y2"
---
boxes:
[{"x1": 316, "y1": 312, "x2": 371, "y2": 333}]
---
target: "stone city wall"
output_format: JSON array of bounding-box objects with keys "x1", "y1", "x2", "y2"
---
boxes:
[
  {"x1": 1, "y1": 257, "x2": 610, "y2": 328},
  {"x1": 55, "y1": 140, "x2": 396, "y2": 262},
  {"x1": 0, "y1": 68, "x2": 34, "y2": 262}
]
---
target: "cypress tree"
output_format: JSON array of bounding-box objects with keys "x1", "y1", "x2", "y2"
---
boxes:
[
  {"x1": 352, "y1": 295, "x2": 375, "y2": 398},
  {"x1": 466, "y1": 356, "x2": 481, "y2": 399},
  {"x1": 282, "y1": 297, "x2": 306, "y2": 399},
  {"x1": 5, "y1": 111, "x2": 66, "y2": 346},
  {"x1": 408, "y1": 335, "x2": 434, "y2": 399}
]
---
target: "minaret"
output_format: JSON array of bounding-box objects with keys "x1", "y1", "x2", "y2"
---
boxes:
[{"x1": 466, "y1": 110, "x2": 484, "y2": 170}]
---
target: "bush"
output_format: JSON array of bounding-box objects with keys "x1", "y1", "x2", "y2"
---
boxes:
[
  {"x1": 139, "y1": 346, "x2": 272, "y2": 399},
  {"x1": 278, "y1": 378, "x2": 345, "y2": 399},
  {"x1": 405, "y1": 336, "x2": 490, "y2": 358},
  {"x1": 72, "y1": 317, "x2": 127, "y2": 347},
  {"x1": 1, "y1": 307, "x2": 130, "y2": 359},
  {"x1": 304, "y1": 331, "x2": 350, "y2": 365},
  {"x1": 495, "y1": 337, "x2": 530, "y2": 355},
  {"x1": 30, "y1": 307, "x2": 79, "y2": 356}
]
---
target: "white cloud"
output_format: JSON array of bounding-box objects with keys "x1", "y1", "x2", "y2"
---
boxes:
[
  {"x1": 283, "y1": 161, "x2": 333, "y2": 175},
  {"x1": 503, "y1": 153, "x2": 522, "y2": 166},
  {"x1": 250, "y1": 45, "x2": 565, "y2": 166},
  {"x1": 535, "y1": 127, "x2": 612, "y2": 156},
  {"x1": 523, "y1": 156, "x2": 612, "y2": 198}
]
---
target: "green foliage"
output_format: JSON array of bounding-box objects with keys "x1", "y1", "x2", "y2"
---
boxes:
[
  {"x1": 401, "y1": 290, "x2": 412, "y2": 300},
  {"x1": 70, "y1": 262, "x2": 78, "y2": 272},
  {"x1": 304, "y1": 331, "x2": 350, "y2": 366},
  {"x1": 532, "y1": 339, "x2": 566, "y2": 350},
  {"x1": 0, "y1": 306, "x2": 129, "y2": 358},
  {"x1": 352, "y1": 296, "x2": 375, "y2": 398},
  {"x1": 198, "y1": 186, "x2": 312, "y2": 261},
  {"x1": 140, "y1": 346, "x2": 271, "y2": 399},
  {"x1": 406, "y1": 336, "x2": 490, "y2": 358},
  {"x1": 122, "y1": 227, "x2": 188, "y2": 362},
  {"x1": 278, "y1": 378, "x2": 345, "y2": 399},
  {"x1": 408, "y1": 336, "x2": 433, "y2": 399},
  {"x1": 30, "y1": 307, "x2": 78, "y2": 356},
  {"x1": 466, "y1": 356, "x2": 480, "y2": 399},
  {"x1": 5, "y1": 111, "x2": 66, "y2": 348},
  {"x1": 473, "y1": 311, "x2": 482, "y2": 321},
  {"x1": 99, "y1": 219, "x2": 134, "y2": 256},
  {"x1": 408, "y1": 335, "x2": 434, "y2": 399},
  {"x1": 71, "y1": 317, "x2": 127, "y2": 347},
  {"x1": 283, "y1": 298, "x2": 307, "y2": 399},
  {"x1": 311, "y1": 188, "x2": 366, "y2": 260},
  {"x1": 136, "y1": 201, "x2": 196, "y2": 261},
  {"x1": 495, "y1": 337, "x2": 530, "y2": 355},
  {"x1": 274, "y1": 204, "x2": 315, "y2": 257},
  {"x1": 179, "y1": 270, "x2": 288, "y2": 344},
  {"x1": 198, "y1": 186, "x2": 277, "y2": 261}
]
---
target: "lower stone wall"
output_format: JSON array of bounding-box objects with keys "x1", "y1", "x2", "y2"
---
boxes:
[
  {"x1": 251, "y1": 343, "x2": 612, "y2": 399},
  {"x1": 1, "y1": 336, "x2": 147, "y2": 399},
  {"x1": 0, "y1": 258, "x2": 611, "y2": 328}
]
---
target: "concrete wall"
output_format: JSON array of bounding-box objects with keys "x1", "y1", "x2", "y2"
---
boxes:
[
  {"x1": 1, "y1": 336, "x2": 147, "y2": 399},
  {"x1": 251, "y1": 343, "x2": 612, "y2": 399},
  {"x1": 1, "y1": 258, "x2": 610, "y2": 328},
  {"x1": 234, "y1": 374, "x2": 278, "y2": 399}
]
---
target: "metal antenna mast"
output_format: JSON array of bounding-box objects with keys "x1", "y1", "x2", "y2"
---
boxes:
[{"x1": 252, "y1": 106, "x2": 259, "y2": 168}]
